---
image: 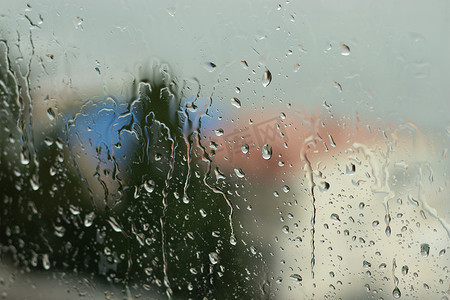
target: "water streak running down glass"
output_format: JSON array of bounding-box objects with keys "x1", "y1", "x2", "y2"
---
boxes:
[{"x1": 0, "y1": 1, "x2": 449, "y2": 299}]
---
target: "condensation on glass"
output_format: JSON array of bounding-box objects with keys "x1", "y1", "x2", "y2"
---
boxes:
[{"x1": 0, "y1": 1, "x2": 449, "y2": 299}]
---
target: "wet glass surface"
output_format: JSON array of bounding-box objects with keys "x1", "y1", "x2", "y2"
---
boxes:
[{"x1": 0, "y1": 1, "x2": 449, "y2": 299}]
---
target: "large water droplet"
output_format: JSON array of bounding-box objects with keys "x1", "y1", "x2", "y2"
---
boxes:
[
  {"x1": 331, "y1": 213, "x2": 340, "y2": 222},
  {"x1": 290, "y1": 274, "x2": 302, "y2": 284},
  {"x1": 215, "y1": 128, "x2": 224, "y2": 136},
  {"x1": 234, "y1": 168, "x2": 245, "y2": 178},
  {"x1": 209, "y1": 252, "x2": 219, "y2": 264},
  {"x1": 393, "y1": 287, "x2": 401, "y2": 298},
  {"x1": 42, "y1": 254, "x2": 50, "y2": 270},
  {"x1": 204, "y1": 61, "x2": 216, "y2": 72},
  {"x1": 84, "y1": 212, "x2": 95, "y2": 227},
  {"x1": 231, "y1": 97, "x2": 241, "y2": 108},
  {"x1": 241, "y1": 144, "x2": 249, "y2": 154},
  {"x1": 144, "y1": 180, "x2": 155, "y2": 193},
  {"x1": 341, "y1": 44, "x2": 350, "y2": 56},
  {"x1": 420, "y1": 243, "x2": 430, "y2": 257},
  {"x1": 401, "y1": 265, "x2": 409, "y2": 275},
  {"x1": 262, "y1": 144, "x2": 272, "y2": 160},
  {"x1": 262, "y1": 69, "x2": 272, "y2": 87}
]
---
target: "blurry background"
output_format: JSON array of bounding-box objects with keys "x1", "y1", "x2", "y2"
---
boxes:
[{"x1": 0, "y1": 0, "x2": 449, "y2": 299}]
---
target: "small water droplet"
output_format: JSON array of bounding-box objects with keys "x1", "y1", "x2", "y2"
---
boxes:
[
  {"x1": 282, "y1": 185, "x2": 290, "y2": 193},
  {"x1": 84, "y1": 211, "x2": 95, "y2": 227},
  {"x1": 290, "y1": 274, "x2": 302, "y2": 284},
  {"x1": 42, "y1": 254, "x2": 50, "y2": 270},
  {"x1": 402, "y1": 265, "x2": 409, "y2": 275},
  {"x1": 209, "y1": 252, "x2": 219, "y2": 264},
  {"x1": 234, "y1": 168, "x2": 245, "y2": 178},
  {"x1": 241, "y1": 144, "x2": 249, "y2": 154},
  {"x1": 250, "y1": 245, "x2": 257, "y2": 255},
  {"x1": 385, "y1": 226, "x2": 391, "y2": 237},
  {"x1": 47, "y1": 108, "x2": 56, "y2": 121},
  {"x1": 420, "y1": 243, "x2": 430, "y2": 257},
  {"x1": 262, "y1": 144, "x2": 272, "y2": 160},
  {"x1": 231, "y1": 97, "x2": 241, "y2": 108},
  {"x1": 341, "y1": 44, "x2": 350, "y2": 56},
  {"x1": 330, "y1": 213, "x2": 340, "y2": 222},
  {"x1": 346, "y1": 163, "x2": 356, "y2": 174},
  {"x1": 439, "y1": 249, "x2": 446, "y2": 256},
  {"x1": 262, "y1": 69, "x2": 272, "y2": 87},
  {"x1": 204, "y1": 62, "x2": 216, "y2": 72},
  {"x1": 281, "y1": 225, "x2": 289, "y2": 234},
  {"x1": 230, "y1": 235, "x2": 237, "y2": 246},
  {"x1": 215, "y1": 128, "x2": 224, "y2": 136},
  {"x1": 393, "y1": 287, "x2": 401, "y2": 298},
  {"x1": 319, "y1": 181, "x2": 330, "y2": 192},
  {"x1": 144, "y1": 180, "x2": 155, "y2": 193}
]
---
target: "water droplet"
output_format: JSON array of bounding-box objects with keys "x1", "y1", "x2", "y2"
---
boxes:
[
  {"x1": 241, "y1": 144, "x2": 249, "y2": 154},
  {"x1": 234, "y1": 168, "x2": 245, "y2": 178},
  {"x1": 215, "y1": 128, "x2": 224, "y2": 136},
  {"x1": 250, "y1": 246, "x2": 257, "y2": 255},
  {"x1": 363, "y1": 260, "x2": 371, "y2": 269},
  {"x1": 199, "y1": 208, "x2": 207, "y2": 217},
  {"x1": 290, "y1": 274, "x2": 302, "y2": 284},
  {"x1": 372, "y1": 220, "x2": 379, "y2": 227},
  {"x1": 281, "y1": 225, "x2": 289, "y2": 234},
  {"x1": 319, "y1": 181, "x2": 330, "y2": 192},
  {"x1": 341, "y1": 44, "x2": 350, "y2": 56},
  {"x1": 402, "y1": 265, "x2": 409, "y2": 275},
  {"x1": 46, "y1": 108, "x2": 56, "y2": 121},
  {"x1": 144, "y1": 180, "x2": 155, "y2": 193},
  {"x1": 230, "y1": 235, "x2": 237, "y2": 246},
  {"x1": 262, "y1": 69, "x2": 272, "y2": 87},
  {"x1": 393, "y1": 287, "x2": 401, "y2": 298},
  {"x1": 262, "y1": 144, "x2": 272, "y2": 160},
  {"x1": 69, "y1": 205, "x2": 80, "y2": 215},
  {"x1": 107, "y1": 217, "x2": 122, "y2": 232},
  {"x1": 385, "y1": 226, "x2": 391, "y2": 237},
  {"x1": 42, "y1": 254, "x2": 50, "y2": 270},
  {"x1": 420, "y1": 243, "x2": 430, "y2": 257},
  {"x1": 204, "y1": 62, "x2": 216, "y2": 72},
  {"x1": 183, "y1": 194, "x2": 190, "y2": 204},
  {"x1": 231, "y1": 97, "x2": 241, "y2": 108},
  {"x1": 104, "y1": 246, "x2": 111, "y2": 256},
  {"x1": 84, "y1": 212, "x2": 95, "y2": 227},
  {"x1": 209, "y1": 252, "x2": 219, "y2": 264},
  {"x1": 346, "y1": 163, "x2": 356, "y2": 174},
  {"x1": 439, "y1": 249, "x2": 446, "y2": 256},
  {"x1": 282, "y1": 185, "x2": 290, "y2": 193},
  {"x1": 330, "y1": 213, "x2": 340, "y2": 222}
]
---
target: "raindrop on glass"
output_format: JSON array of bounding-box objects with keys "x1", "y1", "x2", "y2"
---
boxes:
[
  {"x1": 262, "y1": 144, "x2": 272, "y2": 160},
  {"x1": 262, "y1": 69, "x2": 272, "y2": 87},
  {"x1": 209, "y1": 252, "x2": 219, "y2": 264},
  {"x1": 231, "y1": 97, "x2": 241, "y2": 108},
  {"x1": 290, "y1": 274, "x2": 302, "y2": 284},
  {"x1": 420, "y1": 243, "x2": 430, "y2": 257},
  {"x1": 241, "y1": 144, "x2": 249, "y2": 154}
]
